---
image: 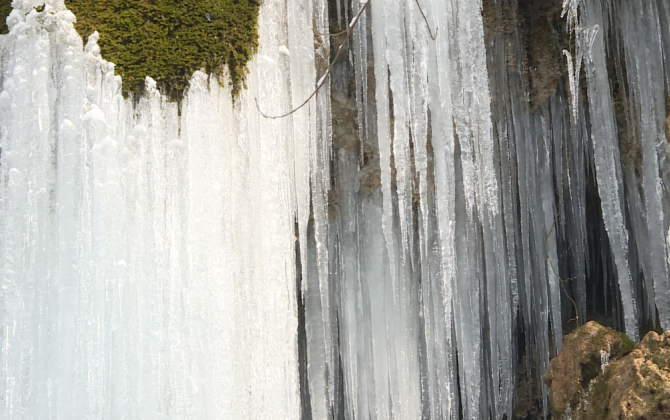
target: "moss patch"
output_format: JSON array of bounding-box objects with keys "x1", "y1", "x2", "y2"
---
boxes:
[
  {"x1": 1, "y1": 0, "x2": 11, "y2": 34},
  {"x1": 1, "y1": 0, "x2": 260, "y2": 100},
  {"x1": 544, "y1": 321, "x2": 636, "y2": 418},
  {"x1": 583, "y1": 331, "x2": 670, "y2": 419}
]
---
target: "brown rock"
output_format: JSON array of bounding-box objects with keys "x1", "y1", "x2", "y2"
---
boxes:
[
  {"x1": 545, "y1": 321, "x2": 670, "y2": 419},
  {"x1": 584, "y1": 330, "x2": 670, "y2": 420},
  {"x1": 543, "y1": 321, "x2": 635, "y2": 418}
]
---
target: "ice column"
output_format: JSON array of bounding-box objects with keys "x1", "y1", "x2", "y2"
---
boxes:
[
  {"x1": 0, "y1": 0, "x2": 328, "y2": 418},
  {"x1": 580, "y1": 2, "x2": 638, "y2": 340}
]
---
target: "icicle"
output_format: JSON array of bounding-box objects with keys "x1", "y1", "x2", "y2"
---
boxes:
[
  {"x1": 581, "y1": 2, "x2": 638, "y2": 340},
  {"x1": 369, "y1": 0, "x2": 397, "y2": 301},
  {"x1": 425, "y1": 0, "x2": 459, "y2": 415},
  {"x1": 612, "y1": 0, "x2": 670, "y2": 330},
  {"x1": 562, "y1": 0, "x2": 581, "y2": 33},
  {"x1": 563, "y1": 51, "x2": 578, "y2": 123}
]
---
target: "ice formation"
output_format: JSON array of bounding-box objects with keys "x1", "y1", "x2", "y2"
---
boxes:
[
  {"x1": 1, "y1": 0, "x2": 669, "y2": 419},
  {"x1": 0, "y1": 0, "x2": 322, "y2": 418}
]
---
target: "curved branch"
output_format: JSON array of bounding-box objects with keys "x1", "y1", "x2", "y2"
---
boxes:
[
  {"x1": 257, "y1": 0, "x2": 437, "y2": 119},
  {"x1": 415, "y1": 0, "x2": 438, "y2": 40},
  {"x1": 314, "y1": 27, "x2": 349, "y2": 37},
  {"x1": 257, "y1": 0, "x2": 370, "y2": 119}
]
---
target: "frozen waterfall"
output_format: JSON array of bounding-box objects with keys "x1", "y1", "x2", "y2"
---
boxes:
[
  {"x1": 1, "y1": 0, "x2": 670, "y2": 419},
  {"x1": 0, "y1": 0, "x2": 324, "y2": 417}
]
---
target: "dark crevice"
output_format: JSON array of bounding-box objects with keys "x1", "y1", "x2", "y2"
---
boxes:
[{"x1": 295, "y1": 219, "x2": 313, "y2": 420}]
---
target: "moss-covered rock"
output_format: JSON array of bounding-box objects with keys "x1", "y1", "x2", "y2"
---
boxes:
[
  {"x1": 583, "y1": 330, "x2": 670, "y2": 419},
  {"x1": 1, "y1": 0, "x2": 12, "y2": 34},
  {"x1": 543, "y1": 321, "x2": 635, "y2": 418},
  {"x1": 1, "y1": 0, "x2": 259, "y2": 100},
  {"x1": 545, "y1": 321, "x2": 670, "y2": 419}
]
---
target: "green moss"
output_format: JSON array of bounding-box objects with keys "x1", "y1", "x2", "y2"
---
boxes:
[
  {"x1": 67, "y1": 0, "x2": 259, "y2": 100},
  {"x1": 579, "y1": 323, "x2": 635, "y2": 357},
  {"x1": 613, "y1": 330, "x2": 636, "y2": 354},
  {"x1": 586, "y1": 363, "x2": 617, "y2": 418},
  {"x1": 1, "y1": 0, "x2": 260, "y2": 100},
  {"x1": 1, "y1": 0, "x2": 11, "y2": 34}
]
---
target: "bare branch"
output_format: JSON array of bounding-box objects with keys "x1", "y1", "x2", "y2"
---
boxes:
[
  {"x1": 257, "y1": 0, "x2": 438, "y2": 119},
  {"x1": 414, "y1": 0, "x2": 438, "y2": 41},
  {"x1": 313, "y1": 27, "x2": 349, "y2": 37},
  {"x1": 257, "y1": 0, "x2": 370, "y2": 119}
]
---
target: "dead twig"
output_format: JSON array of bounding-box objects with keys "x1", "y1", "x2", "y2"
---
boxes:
[
  {"x1": 415, "y1": 0, "x2": 438, "y2": 40},
  {"x1": 256, "y1": 0, "x2": 369, "y2": 119},
  {"x1": 257, "y1": 0, "x2": 438, "y2": 119}
]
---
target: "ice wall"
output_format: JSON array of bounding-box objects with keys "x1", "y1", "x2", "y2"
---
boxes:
[
  {"x1": 2, "y1": 0, "x2": 670, "y2": 419},
  {"x1": 0, "y1": 0, "x2": 328, "y2": 418},
  {"x1": 321, "y1": 0, "x2": 670, "y2": 418},
  {"x1": 321, "y1": 0, "x2": 515, "y2": 417}
]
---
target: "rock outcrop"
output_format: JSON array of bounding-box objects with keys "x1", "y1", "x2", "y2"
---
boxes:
[{"x1": 545, "y1": 321, "x2": 670, "y2": 419}]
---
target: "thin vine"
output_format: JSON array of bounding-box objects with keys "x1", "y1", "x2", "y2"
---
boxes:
[{"x1": 257, "y1": 0, "x2": 437, "y2": 119}]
